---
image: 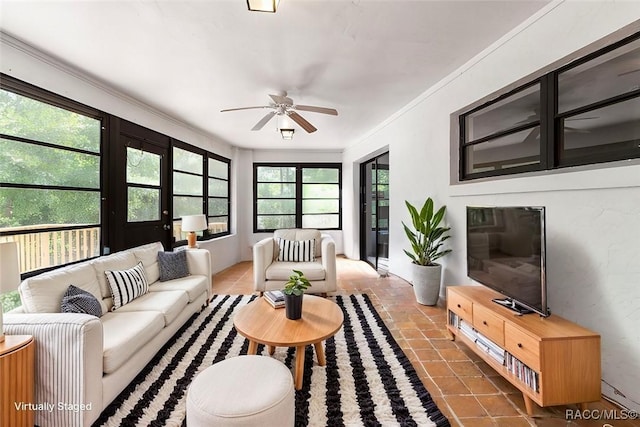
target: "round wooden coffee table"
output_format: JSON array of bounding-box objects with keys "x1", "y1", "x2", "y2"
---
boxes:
[{"x1": 233, "y1": 295, "x2": 344, "y2": 390}]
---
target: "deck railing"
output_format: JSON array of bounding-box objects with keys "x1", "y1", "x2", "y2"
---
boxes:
[
  {"x1": 1, "y1": 222, "x2": 227, "y2": 275},
  {"x1": 0, "y1": 225, "x2": 100, "y2": 274}
]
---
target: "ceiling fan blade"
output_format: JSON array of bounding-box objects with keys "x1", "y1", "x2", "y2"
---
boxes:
[
  {"x1": 269, "y1": 94, "x2": 293, "y2": 105},
  {"x1": 294, "y1": 105, "x2": 338, "y2": 116},
  {"x1": 564, "y1": 126, "x2": 590, "y2": 134},
  {"x1": 523, "y1": 127, "x2": 539, "y2": 144},
  {"x1": 251, "y1": 111, "x2": 277, "y2": 131},
  {"x1": 618, "y1": 68, "x2": 640, "y2": 77},
  {"x1": 566, "y1": 116, "x2": 598, "y2": 121},
  {"x1": 221, "y1": 106, "x2": 269, "y2": 113},
  {"x1": 288, "y1": 111, "x2": 317, "y2": 133}
]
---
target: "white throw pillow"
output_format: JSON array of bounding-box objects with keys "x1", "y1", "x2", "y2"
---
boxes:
[
  {"x1": 105, "y1": 262, "x2": 149, "y2": 311},
  {"x1": 277, "y1": 238, "x2": 316, "y2": 262}
]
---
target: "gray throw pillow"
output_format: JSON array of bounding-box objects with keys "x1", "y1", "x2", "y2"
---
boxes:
[
  {"x1": 157, "y1": 250, "x2": 189, "y2": 282},
  {"x1": 61, "y1": 285, "x2": 103, "y2": 317}
]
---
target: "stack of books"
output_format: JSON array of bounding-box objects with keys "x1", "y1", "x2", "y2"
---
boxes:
[
  {"x1": 264, "y1": 290, "x2": 285, "y2": 308},
  {"x1": 475, "y1": 331, "x2": 506, "y2": 365}
]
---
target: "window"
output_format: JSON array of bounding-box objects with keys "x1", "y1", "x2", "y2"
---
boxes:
[
  {"x1": 172, "y1": 143, "x2": 230, "y2": 243},
  {"x1": 127, "y1": 146, "x2": 162, "y2": 222},
  {"x1": 0, "y1": 78, "x2": 103, "y2": 276},
  {"x1": 556, "y1": 35, "x2": 640, "y2": 166},
  {"x1": 254, "y1": 163, "x2": 341, "y2": 232},
  {"x1": 459, "y1": 32, "x2": 640, "y2": 180},
  {"x1": 207, "y1": 154, "x2": 230, "y2": 234}
]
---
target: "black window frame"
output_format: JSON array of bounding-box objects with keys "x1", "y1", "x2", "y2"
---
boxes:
[
  {"x1": 171, "y1": 140, "x2": 231, "y2": 246},
  {"x1": 253, "y1": 163, "x2": 342, "y2": 233},
  {"x1": 2, "y1": 73, "x2": 233, "y2": 271},
  {"x1": 459, "y1": 31, "x2": 640, "y2": 181},
  {"x1": 0, "y1": 74, "x2": 108, "y2": 279}
]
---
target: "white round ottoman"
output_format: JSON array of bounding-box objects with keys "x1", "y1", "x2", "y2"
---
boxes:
[{"x1": 186, "y1": 355, "x2": 295, "y2": 426}]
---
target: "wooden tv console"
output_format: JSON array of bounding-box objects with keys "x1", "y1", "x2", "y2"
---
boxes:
[{"x1": 446, "y1": 286, "x2": 601, "y2": 415}]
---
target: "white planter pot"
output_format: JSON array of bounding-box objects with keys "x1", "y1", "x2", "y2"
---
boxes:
[{"x1": 412, "y1": 263, "x2": 442, "y2": 306}]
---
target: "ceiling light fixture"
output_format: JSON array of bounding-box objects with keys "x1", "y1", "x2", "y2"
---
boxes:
[
  {"x1": 247, "y1": 0, "x2": 279, "y2": 13},
  {"x1": 280, "y1": 128, "x2": 294, "y2": 140}
]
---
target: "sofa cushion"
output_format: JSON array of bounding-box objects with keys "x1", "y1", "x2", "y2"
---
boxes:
[
  {"x1": 91, "y1": 250, "x2": 138, "y2": 299},
  {"x1": 266, "y1": 261, "x2": 326, "y2": 281},
  {"x1": 114, "y1": 290, "x2": 189, "y2": 326},
  {"x1": 273, "y1": 229, "x2": 322, "y2": 259},
  {"x1": 158, "y1": 250, "x2": 189, "y2": 281},
  {"x1": 105, "y1": 262, "x2": 149, "y2": 311},
  {"x1": 149, "y1": 275, "x2": 208, "y2": 303},
  {"x1": 276, "y1": 238, "x2": 316, "y2": 262},
  {"x1": 132, "y1": 241, "x2": 164, "y2": 284},
  {"x1": 61, "y1": 285, "x2": 103, "y2": 317},
  {"x1": 18, "y1": 262, "x2": 107, "y2": 315},
  {"x1": 101, "y1": 310, "x2": 165, "y2": 374}
]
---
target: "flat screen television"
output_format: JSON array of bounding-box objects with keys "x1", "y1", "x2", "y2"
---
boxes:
[{"x1": 466, "y1": 206, "x2": 548, "y2": 317}]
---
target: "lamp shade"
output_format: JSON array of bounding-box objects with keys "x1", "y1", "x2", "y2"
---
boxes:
[
  {"x1": 247, "y1": 0, "x2": 279, "y2": 13},
  {"x1": 280, "y1": 128, "x2": 295, "y2": 140},
  {"x1": 181, "y1": 214, "x2": 208, "y2": 232},
  {"x1": 0, "y1": 241, "x2": 21, "y2": 294}
]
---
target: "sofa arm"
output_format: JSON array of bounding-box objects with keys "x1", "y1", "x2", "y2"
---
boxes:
[
  {"x1": 321, "y1": 234, "x2": 337, "y2": 292},
  {"x1": 253, "y1": 237, "x2": 275, "y2": 292},
  {"x1": 186, "y1": 248, "x2": 212, "y2": 300},
  {"x1": 4, "y1": 313, "x2": 103, "y2": 427}
]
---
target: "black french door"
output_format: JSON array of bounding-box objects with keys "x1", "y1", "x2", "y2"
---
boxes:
[
  {"x1": 359, "y1": 152, "x2": 389, "y2": 272},
  {"x1": 108, "y1": 118, "x2": 172, "y2": 252}
]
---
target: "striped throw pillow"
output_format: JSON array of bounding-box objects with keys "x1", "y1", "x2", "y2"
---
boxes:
[
  {"x1": 277, "y1": 238, "x2": 316, "y2": 262},
  {"x1": 105, "y1": 262, "x2": 149, "y2": 311}
]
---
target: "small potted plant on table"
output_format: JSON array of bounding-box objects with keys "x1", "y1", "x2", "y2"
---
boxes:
[{"x1": 283, "y1": 270, "x2": 311, "y2": 320}]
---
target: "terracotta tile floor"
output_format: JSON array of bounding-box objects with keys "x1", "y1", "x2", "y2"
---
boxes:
[{"x1": 212, "y1": 256, "x2": 639, "y2": 427}]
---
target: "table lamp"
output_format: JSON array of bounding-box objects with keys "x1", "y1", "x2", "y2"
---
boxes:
[
  {"x1": 0, "y1": 241, "x2": 21, "y2": 343},
  {"x1": 181, "y1": 215, "x2": 207, "y2": 248}
]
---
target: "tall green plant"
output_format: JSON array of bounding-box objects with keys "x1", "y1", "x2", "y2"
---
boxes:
[{"x1": 402, "y1": 198, "x2": 452, "y2": 266}]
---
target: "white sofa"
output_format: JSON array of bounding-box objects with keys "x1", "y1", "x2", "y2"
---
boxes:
[
  {"x1": 4, "y1": 242, "x2": 211, "y2": 427},
  {"x1": 253, "y1": 229, "x2": 337, "y2": 294}
]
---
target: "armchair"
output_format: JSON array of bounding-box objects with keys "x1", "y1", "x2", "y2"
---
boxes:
[{"x1": 253, "y1": 229, "x2": 337, "y2": 295}]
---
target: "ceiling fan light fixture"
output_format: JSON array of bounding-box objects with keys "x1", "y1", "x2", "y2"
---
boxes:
[
  {"x1": 247, "y1": 0, "x2": 279, "y2": 13},
  {"x1": 280, "y1": 128, "x2": 294, "y2": 140}
]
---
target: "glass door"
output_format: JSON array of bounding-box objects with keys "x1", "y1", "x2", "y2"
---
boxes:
[
  {"x1": 360, "y1": 152, "x2": 389, "y2": 272},
  {"x1": 110, "y1": 118, "x2": 171, "y2": 252}
]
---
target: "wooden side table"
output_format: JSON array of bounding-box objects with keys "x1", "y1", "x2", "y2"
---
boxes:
[{"x1": 1, "y1": 335, "x2": 35, "y2": 427}]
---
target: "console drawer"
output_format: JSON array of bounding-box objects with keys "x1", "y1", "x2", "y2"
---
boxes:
[
  {"x1": 472, "y1": 304, "x2": 504, "y2": 346},
  {"x1": 448, "y1": 289, "x2": 472, "y2": 322},
  {"x1": 505, "y1": 323, "x2": 540, "y2": 371}
]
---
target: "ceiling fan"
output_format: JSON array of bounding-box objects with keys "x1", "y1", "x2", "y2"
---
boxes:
[
  {"x1": 220, "y1": 92, "x2": 338, "y2": 134},
  {"x1": 516, "y1": 111, "x2": 597, "y2": 144}
]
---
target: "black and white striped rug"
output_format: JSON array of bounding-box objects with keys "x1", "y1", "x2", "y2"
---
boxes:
[{"x1": 93, "y1": 294, "x2": 450, "y2": 427}]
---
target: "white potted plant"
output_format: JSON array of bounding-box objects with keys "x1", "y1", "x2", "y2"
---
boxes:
[{"x1": 402, "y1": 198, "x2": 452, "y2": 305}]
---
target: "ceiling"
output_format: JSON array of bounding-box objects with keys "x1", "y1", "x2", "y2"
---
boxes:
[{"x1": 0, "y1": 0, "x2": 550, "y2": 151}]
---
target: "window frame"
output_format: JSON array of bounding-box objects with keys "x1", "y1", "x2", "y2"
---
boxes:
[
  {"x1": 253, "y1": 163, "x2": 342, "y2": 233},
  {"x1": 171, "y1": 140, "x2": 231, "y2": 246},
  {"x1": 0, "y1": 74, "x2": 107, "y2": 279},
  {"x1": 459, "y1": 31, "x2": 640, "y2": 181}
]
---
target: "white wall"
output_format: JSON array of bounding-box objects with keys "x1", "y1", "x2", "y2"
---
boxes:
[{"x1": 343, "y1": 2, "x2": 640, "y2": 411}]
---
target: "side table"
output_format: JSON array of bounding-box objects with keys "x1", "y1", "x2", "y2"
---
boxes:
[{"x1": 1, "y1": 335, "x2": 35, "y2": 427}]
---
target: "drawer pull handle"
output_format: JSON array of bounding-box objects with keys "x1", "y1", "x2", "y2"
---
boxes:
[
  {"x1": 517, "y1": 343, "x2": 523, "y2": 348},
  {"x1": 457, "y1": 304, "x2": 461, "y2": 308},
  {"x1": 482, "y1": 321, "x2": 487, "y2": 326}
]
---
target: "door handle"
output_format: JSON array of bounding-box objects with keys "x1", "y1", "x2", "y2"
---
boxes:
[{"x1": 163, "y1": 224, "x2": 171, "y2": 230}]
